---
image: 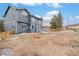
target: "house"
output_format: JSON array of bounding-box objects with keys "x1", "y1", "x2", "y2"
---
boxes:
[{"x1": 3, "y1": 6, "x2": 43, "y2": 33}]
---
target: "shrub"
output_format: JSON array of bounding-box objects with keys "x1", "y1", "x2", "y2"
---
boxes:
[{"x1": 0, "y1": 20, "x2": 5, "y2": 32}]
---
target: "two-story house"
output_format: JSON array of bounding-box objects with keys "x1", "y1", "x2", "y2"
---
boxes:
[{"x1": 3, "y1": 6, "x2": 43, "y2": 33}]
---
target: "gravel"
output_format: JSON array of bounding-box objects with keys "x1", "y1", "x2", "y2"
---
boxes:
[{"x1": 0, "y1": 48, "x2": 15, "y2": 56}]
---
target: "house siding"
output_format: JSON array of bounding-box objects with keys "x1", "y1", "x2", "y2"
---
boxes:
[
  {"x1": 30, "y1": 16, "x2": 42, "y2": 33},
  {"x1": 4, "y1": 6, "x2": 17, "y2": 31},
  {"x1": 16, "y1": 10, "x2": 30, "y2": 33},
  {"x1": 30, "y1": 16, "x2": 36, "y2": 32},
  {"x1": 3, "y1": 6, "x2": 43, "y2": 33}
]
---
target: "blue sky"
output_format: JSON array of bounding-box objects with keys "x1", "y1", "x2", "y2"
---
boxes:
[{"x1": 0, "y1": 3, "x2": 79, "y2": 26}]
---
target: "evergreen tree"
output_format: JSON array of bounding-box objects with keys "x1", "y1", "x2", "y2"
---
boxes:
[
  {"x1": 50, "y1": 15, "x2": 58, "y2": 29},
  {"x1": 50, "y1": 11, "x2": 63, "y2": 30},
  {"x1": 58, "y1": 11, "x2": 63, "y2": 29}
]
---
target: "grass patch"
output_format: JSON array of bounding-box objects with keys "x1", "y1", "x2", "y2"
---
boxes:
[{"x1": 0, "y1": 32, "x2": 13, "y2": 40}]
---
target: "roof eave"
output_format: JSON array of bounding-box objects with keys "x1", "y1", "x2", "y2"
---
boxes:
[{"x1": 3, "y1": 6, "x2": 11, "y2": 17}]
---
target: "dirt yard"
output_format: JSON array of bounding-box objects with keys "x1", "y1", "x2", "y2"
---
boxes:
[{"x1": 0, "y1": 30, "x2": 79, "y2": 56}]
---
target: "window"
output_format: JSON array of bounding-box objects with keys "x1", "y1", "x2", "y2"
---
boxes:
[
  {"x1": 12, "y1": 22, "x2": 16, "y2": 28},
  {"x1": 32, "y1": 25, "x2": 34, "y2": 29},
  {"x1": 23, "y1": 15, "x2": 28, "y2": 18},
  {"x1": 23, "y1": 15, "x2": 28, "y2": 22},
  {"x1": 21, "y1": 23, "x2": 28, "y2": 30},
  {"x1": 22, "y1": 11, "x2": 28, "y2": 16},
  {"x1": 32, "y1": 18, "x2": 35, "y2": 23}
]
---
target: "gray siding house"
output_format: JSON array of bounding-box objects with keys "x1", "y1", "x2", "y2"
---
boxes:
[{"x1": 3, "y1": 6, "x2": 43, "y2": 33}]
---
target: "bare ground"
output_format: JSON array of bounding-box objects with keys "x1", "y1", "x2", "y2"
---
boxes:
[{"x1": 0, "y1": 30, "x2": 79, "y2": 56}]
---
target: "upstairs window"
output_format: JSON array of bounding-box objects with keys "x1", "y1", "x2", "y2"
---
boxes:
[
  {"x1": 32, "y1": 18, "x2": 35, "y2": 23},
  {"x1": 22, "y1": 11, "x2": 28, "y2": 16},
  {"x1": 12, "y1": 22, "x2": 16, "y2": 28},
  {"x1": 23, "y1": 15, "x2": 28, "y2": 18}
]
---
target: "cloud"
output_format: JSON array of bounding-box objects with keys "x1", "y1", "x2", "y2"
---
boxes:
[
  {"x1": 22, "y1": 3, "x2": 36, "y2": 6},
  {"x1": 11, "y1": 3, "x2": 42, "y2": 6},
  {"x1": 22, "y1": 3, "x2": 62, "y2": 8},
  {"x1": 12, "y1": 3, "x2": 18, "y2": 6},
  {"x1": 11, "y1": 3, "x2": 62, "y2": 9},
  {"x1": 35, "y1": 10, "x2": 59, "y2": 26},
  {"x1": 35, "y1": 15, "x2": 41, "y2": 18},
  {"x1": 46, "y1": 3, "x2": 62, "y2": 8},
  {"x1": 22, "y1": 3, "x2": 42, "y2": 6},
  {"x1": 63, "y1": 16, "x2": 73, "y2": 26},
  {"x1": 74, "y1": 16, "x2": 79, "y2": 19},
  {"x1": 63, "y1": 16, "x2": 79, "y2": 26},
  {"x1": 46, "y1": 10, "x2": 59, "y2": 15},
  {"x1": 42, "y1": 10, "x2": 59, "y2": 26}
]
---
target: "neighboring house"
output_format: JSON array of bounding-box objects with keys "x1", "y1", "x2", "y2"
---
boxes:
[{"x1": 3, "y1": 6, "x2": 43, "y2": 33}]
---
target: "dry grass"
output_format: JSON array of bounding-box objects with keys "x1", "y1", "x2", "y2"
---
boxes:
[
  {"x1": 0, "y1": 31, "x2": 15, "y2": 40},
  {"x1": 0, "y1": 30, "x2": 79, "y2": 56},
  {"x1": 0, "y1": 32, "x2": 10, "y2": 40},
  {"x1": 69, "y1": 25, "x2": 79, "y2": 29}
]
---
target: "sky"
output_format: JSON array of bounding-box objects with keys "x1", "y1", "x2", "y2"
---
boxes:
[{"x1": 0, "y1": 3, "x2": 79, "y2": 26}]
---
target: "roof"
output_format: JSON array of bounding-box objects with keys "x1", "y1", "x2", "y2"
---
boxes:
[
  {"x1": 3, "y1": 6, "x2": 11, "y2": 17},
  {"x1": 16, "y1": 8, "x2": 30, "y2": 14},
  {"x1": 31, "y1": 15, "x2": 43, "y2": 21},
  {"x1": 3, "y1": 6, "x2": 30, "y2": 17},
  {"x1": 3, "y1": 6, "x2": 43, "y2": 21}
]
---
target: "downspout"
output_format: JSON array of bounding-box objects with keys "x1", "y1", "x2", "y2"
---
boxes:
[
  {"x1": 15, "y1": 20, "x2": 17, "y2": 34},
  {"x1": 28, "y1": 13, "x2": 31, "y2": 33}
]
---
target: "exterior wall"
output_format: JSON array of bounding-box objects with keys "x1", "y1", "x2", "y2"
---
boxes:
[
  {"x1": 30, "y1": 16, "x2": 42, "y2": 32},
  {"x1": 4, "y1": 21, "x2": 16, "y2": 31},
  {"x1": 35, "y1": 19, "x2": 42, "y2": 32},
  {"x1": 4, "y1": 6, "x2": 17, "y2": 31},
  {"x1": 16, "y1": 10, "x2": 29, "y2": 33},
  {"x1": 39, "y1": 20, "x2": 42, "y2": 32},
  {"x1": 17, "y1": 10, "x2": 29, "y2": 23},
  {"x1": 30, "y1": 17, "x2": 36, "y2": 32},
  {"x1": 16, "y1": 22, "x2": 29, "y2": 33}
]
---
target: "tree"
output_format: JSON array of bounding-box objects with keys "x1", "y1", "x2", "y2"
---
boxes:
[
  {"x1": 0, "y1": 20, "x2": 4, "y2": 32},
  {"x1": 50, "y1": 15, "x2": 58, "y2": 29},
  {"x1": 58, "y1": 11, "x2": 63, "y2": 29},
  {"x1": 50, "y1": 11, "x2": 63, "y2": 30}
]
